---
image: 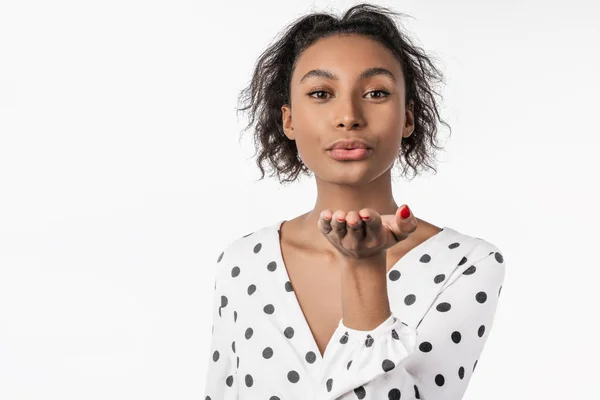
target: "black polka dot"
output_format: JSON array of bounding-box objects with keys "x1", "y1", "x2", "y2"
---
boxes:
[
  {"x1": 221, "y1": 295, "x2": 228, "y2": 308},
  {"x1": 340, "y1": 332, "x2": 349, "y2": 344},
  {"x1": 264, "y1": 304, "x2": 275, "y2": 314},
  {"x1": 245, "y1": 374, "x2": 253, "y2": 387},
  {"x1": 206, "y1": 396, "x2": 211, "y2": 400},
  {"x1": 347, "y1": 360, "x2": 353, "y2": 369},
  {"x1": 231, "y1": 341, "x2": 235, "y2": 353},
  {"x1": 212, "y1": 350, "x2": 219, "y2": 362},
  {"x1": 218, "y1": 307, "x2": 222, "y2": 317},
  {"x1": 478, "y1": 325, "x2": 485, "y2": 337},
  {"x1": 287, "y1": 370, "x2": 300, "y2": 383},
  {"x1": 284, "y1": 326, "x2": 294, "y2": 339},
  {"x1": 463, "y1": 265, "x2": 476, "y2": 275},
  {"x1": 414, "y1": 385, "x2": 420, "y2": 399},
  {"x1": 231, "y1": 266, "x2": 240, "y2": 277},
  {"x1": 458, "y1": 256, "x2": 467, "y2": 266},
  {"x1": 419, "y1": 254, "x2": 431, "y2": 263},
  {"x1": 388, "y1": 388, "x2": 401, "y2": 400},
  {"x1": 451, "y1": 331, "x2": 461, "y2": 343},
  {"x1": 354, "y1": 385, "x2": 366, "y2": 399},
  {"x1": 267, "y1": 261, "x2": 277, "y2": 271},
  {"x1": 382, "y1": 359, "x2": 395, "y2": 372},
  {"x1": 245, "y1": 327, "x2": 253, "y2": 339},
  {"x1": 404, "y1": 294, "x2": 416, "y2": 306},
  {"x1": 434, "y1": 274, "x2": 445, "y2": 284},
  {"x1": 448, "y1": 242, "x2": 460, "y2": 249},
  {"x1": 458, "y1": 366, "x2": 465, "y2": 379},
  {"x1": 419, "y1": 341, "x2": 432, "y2": 352},
  {"x1": 495, "y1": 252, "x2": 504, "y2": 263},
  {"x1": 389, "y1": 270, "x2": 401, "y2": 281},
  {"x1": 326, "y1": 378, "x2": 333, "y2": 392},
  {"x1": 435, "y1": 374, "x2": 445, "y2": 386},
  {"x1": 305, "y1": 351, "x2": 316, "y2": 363},
  {"x1": 498, "y1": 285, "x2": 502, "y2": 297},
  {"x1": 233, "y1": 310, "x2": 237, "y2": 322},
  {"x1": 253, "y1": 243, "x2": 262, "y2": 253},
  {"x1": 284, "y1": 281, "x2": 293, "y2": 292},
  {"x1": 391, "y1": 329, "x2": 399, "y2": 340},
  {"x1": 476, "y1": 291, "x2": 487, "y2": 303},
  {"x1": 269, "y1": 397, "x2": 280, "y2": 400},
  {"x1": 226, "y1": 375, "x2": 234, "y2": 387},
  {"x1": 217, "y1": 252, "x2": 224, "y2": 263},
  {"x1": 262, "y1": 347, "x2": 273, "y2": 359},
  {"x1": 247, "y1": 284, "x2": 256, "y2": 296},
  {"x1": 473, "y1": 359, "x2": 478, "y2": 371},
  {"x1": 236, "y1": 356, "x2": 239, "y2": 368},
  {"x1": 436, "y1": 302, "x2": 451, "y2": 312},
  {"x1": 365, "y1": 334, "x2": 374, "y2": 347}
]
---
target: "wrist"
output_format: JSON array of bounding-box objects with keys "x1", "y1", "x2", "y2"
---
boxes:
[{"x1": 338, "y1": 251, "x2": 387, "y2": 271}]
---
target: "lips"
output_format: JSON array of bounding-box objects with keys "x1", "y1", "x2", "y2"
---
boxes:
[
  {"x1": 327, "y1": 139, "x2": 372, "y2": 150},
  {"x1": 327, "y1": 148, "x2": 372, "y2": 161}
]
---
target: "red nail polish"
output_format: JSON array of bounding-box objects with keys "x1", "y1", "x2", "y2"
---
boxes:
[
  {"x1": 360, "y1": 215, "x2": 370, "y2": 220},
  {"x1": 336, "y1": 217, "x2": 345, "y2": 222},
  {"x1": 400, "y1": 205, "x2": 411, "y2": 219}
]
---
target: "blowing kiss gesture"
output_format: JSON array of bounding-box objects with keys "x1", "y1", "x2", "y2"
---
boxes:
[{"x1": 317, "y1": 205, "x2": 418, "y2": 261}]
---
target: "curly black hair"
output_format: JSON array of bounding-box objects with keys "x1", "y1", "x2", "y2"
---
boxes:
[{"x1": 236, "y1": 2, "x2": 451, "y2": 185}]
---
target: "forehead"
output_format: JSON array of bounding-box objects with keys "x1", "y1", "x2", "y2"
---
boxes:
[{"x1": 293, "y1": 34, "x2": 403, "y2": 83}]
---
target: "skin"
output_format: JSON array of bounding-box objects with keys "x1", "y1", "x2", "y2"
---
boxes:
[{"x1": 279, "y1": 34, "x2": 441, "y2": 338}]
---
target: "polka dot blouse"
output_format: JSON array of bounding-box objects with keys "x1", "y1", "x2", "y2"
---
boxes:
[{"x1": 203, "y1": 220, "x2": 506, "y2": 400}]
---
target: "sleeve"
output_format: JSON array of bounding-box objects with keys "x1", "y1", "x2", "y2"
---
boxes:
[
  {"x1": 318, "y1": 249, "x2": 506, "y2": 400},
  {"x1": 202, "y1": 248, "x2": 238, "y2": 400}
]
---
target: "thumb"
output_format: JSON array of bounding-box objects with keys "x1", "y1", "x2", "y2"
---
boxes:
[{"x1": 393, "y1": 205, "x2": 417, "y2": 241}]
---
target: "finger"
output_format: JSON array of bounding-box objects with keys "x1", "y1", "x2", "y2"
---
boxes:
[
  {"x1": 396, "y1": 205, "x2": 418, "y2": 235},
  {"x1": 331, "y1": 210, "x2": 348, "y2": 239},
  {"x1": 318, "y1": 209, "x2": 333, "y2": 235},
  {"x1": 358, "y1": 208, "x2": 383, "y2": 238},
  {"x1": 345, "y1": 210, "x2": 365, "y2": 243}
]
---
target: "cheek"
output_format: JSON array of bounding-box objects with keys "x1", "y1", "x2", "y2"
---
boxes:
[{"x1": 294, "y1": 135, "x2": 321, "y2": 165}]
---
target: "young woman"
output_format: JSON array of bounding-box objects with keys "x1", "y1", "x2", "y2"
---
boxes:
[{"x1": 204, "y1": 3, "x2": 506, "y2": 400}]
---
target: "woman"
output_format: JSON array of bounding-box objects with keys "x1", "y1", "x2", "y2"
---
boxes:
[{"x1": 204, "y1": 3, "x2": 506, "y2": 399}]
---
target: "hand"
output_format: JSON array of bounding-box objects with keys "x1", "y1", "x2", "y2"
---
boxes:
[{"x1": 317, "y1": 206, "x2": 418, "y2": 260}]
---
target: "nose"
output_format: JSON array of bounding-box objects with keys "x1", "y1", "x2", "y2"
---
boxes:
[{"x1": 335, "y1": 102, "x2": 365, "y2": 130}]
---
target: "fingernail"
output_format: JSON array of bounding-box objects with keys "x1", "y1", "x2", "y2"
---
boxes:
[
  {"x1": 336, "y1": 217, "x2": 345, "y2": 222},
  {"x1": 400, "y1": 205, "x2": 411, "y2": 219},
  {"x1": 360, "y1": 215, "x2": 370, "y2": 220}
]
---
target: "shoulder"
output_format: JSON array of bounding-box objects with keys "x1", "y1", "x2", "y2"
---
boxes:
[
  {"x1": 441, "y1": 225, "x2": 505, "y2": 261},
  {"x1": 211, "y1": 219, "x2": 282, "y2": 271}
]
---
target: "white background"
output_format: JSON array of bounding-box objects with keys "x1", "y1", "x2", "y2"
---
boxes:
[{"x1": 1, "y1": 0, "x2": 599, "y2": 398}]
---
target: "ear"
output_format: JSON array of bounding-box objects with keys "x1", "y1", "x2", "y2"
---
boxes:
[
  {"x1": 281, "y1": 104, "x2": 295, "y2": 140},
  {"x1": 403, "y1": 100, "x2": 415, "y2": 138}
]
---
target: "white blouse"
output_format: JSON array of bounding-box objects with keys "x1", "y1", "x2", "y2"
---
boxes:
[{"x1": 203, "y1": 220, "x2": 506, "y2": 400}]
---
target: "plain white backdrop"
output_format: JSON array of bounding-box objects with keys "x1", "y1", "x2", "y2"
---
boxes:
[{"x1": 1, "y1": 0, "x2": 598, "y2": 398}]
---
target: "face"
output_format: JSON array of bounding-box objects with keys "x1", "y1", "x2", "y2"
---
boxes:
[{"x1": 281, "y1": 34, "x2": 415, "y2": 185}]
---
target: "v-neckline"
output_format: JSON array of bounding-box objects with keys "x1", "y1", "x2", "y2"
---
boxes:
[{"x1": 272, "y1": 219, "x2": 448, "y2": 367}]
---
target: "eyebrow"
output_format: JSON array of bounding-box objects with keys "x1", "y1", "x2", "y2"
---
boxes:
[{"x1": 299, "y1": 67, "x2": 397, "y2": 84}]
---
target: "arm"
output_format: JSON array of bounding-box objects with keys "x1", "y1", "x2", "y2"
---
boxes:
[
  {"x1": 202, "y1": 249, "x2": 238, "y2": 400},
  {"x1": 319, "y1": 248, "x2": 506, "y2": 400},
  {"x1": 339, "y1": 252, "x2": 391, "y2": 331}
]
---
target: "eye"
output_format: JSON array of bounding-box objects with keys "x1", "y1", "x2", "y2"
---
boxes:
[
  {"x1": 306, "y1": 89, "x2": 391, "y2": 101},
  {"x1": 365, "y1": 90, "x2": 390, "y2": 99},
  {"x1": 306, "y1": 90, "x2": 330, "y2": 100}
]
